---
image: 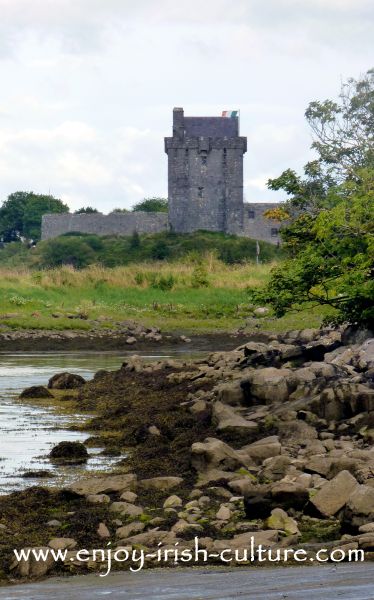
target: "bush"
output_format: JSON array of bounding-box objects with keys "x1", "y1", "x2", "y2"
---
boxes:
[
  {"x1": 191, "y1": 264, "x2": 209, "y2": 288},
  {"x1": 39, "y1": 237, "x2": 96, "y2": 269}
]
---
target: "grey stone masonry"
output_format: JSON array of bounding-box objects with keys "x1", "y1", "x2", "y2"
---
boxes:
[
  {"x1": 243, "y1": 203, "x2": 282, "y2": 245},
  {"x1": 164, "y1": 107, "x2": 247, "y2": 235},
  {"x1": 41, "y1": 211, "x2": 168, "y2": 240},
  {"x1": 40, "y1": 108, "x2": 283, "y2": 245}
]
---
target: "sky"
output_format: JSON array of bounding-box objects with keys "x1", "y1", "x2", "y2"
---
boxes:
[{"x1": 0, "y1": 0, "x2": 372, "y2": 212}]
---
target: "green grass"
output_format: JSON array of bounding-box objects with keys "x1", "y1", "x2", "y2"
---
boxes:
[{"x1": 0, "y1": 262, "x2": 335, "y2": 334}]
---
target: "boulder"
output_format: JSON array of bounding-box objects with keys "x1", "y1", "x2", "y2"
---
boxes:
[
  {"x1": 311, "y1": 383, "x2": 374, "y2": 422},
  {"x1": 48, "y1": 372, "x2": 86, "y2": 389},
  {"x1": 260, "y1": 455, "x2": 293, "y2": 482},
  {"x1": 163, "y1": 495, "x2": 183, "y2": 509},
  {"x1": 266, "y1": 508, "x2": 300, "y2": 535},
  {"x1": 215, "y1": 382, "x2": 244, "y2": 406},
  {"x1": 49, "y1": 441, "x2": 88, "y2": 465},
  {"x1": 10, "y1": 547, "x2": 55, "y2": 577},
  {"x1": 171, "y1": 519, "x2": 203, "y2": 537},
  {"x1": 305, "y1": 456, "x2": 333, "y2": 477},
  {"x1": 19, "y1": 386, "x2": 53, "y2": 399},
  {"x1": 97, "y1": 523, "x2": 110, "y2": 539},
  {"x1": 353, "y1": 339, "x2": 374, "y2": 372},
  {"x1": 216, "y1": 505, "x2": 231, "y2": 521},
  {"x1": 191, "y1": 438, "x2": 251, "y2": 473},
  {"x1": 212, "y1": 530, "x2": 279, "y2": 552},
  {"x1": 345, "y1": 485, "x2": 374, "y2": 526},
  {"x1": 69, "y1": 473, "x2": 137, "y2": 495},
  {"x1": 48, "y1": 538, "x2": 77, "y2": 550},
  {"x1": 116, "y1": 522, "x2": 145, "y2": 539},
  {"x1": 359, "y1": 522, "x2": 374, "y2": 533},
  {"x1": 86, "y1": 494, "x2": 111, "y2": 504},
  {"x1": 213, "y1": 402, "x2": 257, "y2": 434},
  {"x1": 120, "y1": 490, "x2": 138, "y2": 502},
  {"x1": 138, "y1": 476, "x2": 183, "y2": 492},
  {"x1": 240, "y1": 436, "x2": 281, "y2": 463},
  {"x1": 310, "y1": 470, "x2": 358, "y2": 517},
  {"x1": 124, "y1": 530, "x2": 177, "y2": 548},
  {"x1": 244, "y1": 367, "x2": 296, "y2": 404},
  {"x1": 278, "y1": 420, "x2": 318, "y2": 443},
  {"x1": 270, "y1": 482, "x2": 310, "y2": 511},
  {"x1": 109, "y1": 502, "x2": 143, "y2": 518}
]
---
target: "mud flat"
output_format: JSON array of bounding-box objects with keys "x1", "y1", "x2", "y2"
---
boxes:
[{"x1": 1, "y1": 563, "x2": 374, "y2": 600}]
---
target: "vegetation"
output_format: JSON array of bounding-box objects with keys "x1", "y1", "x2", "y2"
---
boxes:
[
  {"x1": 132, "y1": 197, "x2": 168, "y2": 212},
  {"x1": 261, "y1": 69, "x2": 374, "y2": 328},
  {"x1": 0, "y1": 262, "x2": 333, "y2": 333},
  {"x1": 0, "y1": 192, "x2": 68, "y2": 242},
  {"x1": 74, "y1": 207, "x2": 99, "y2": 214},
  {"x1": 0, "y1": 230, "x2": 282, "y2": 270}
]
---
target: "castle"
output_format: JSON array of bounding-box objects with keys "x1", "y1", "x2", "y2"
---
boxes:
[{"x1": 41, "y1": 108, "x2": 281, "y2": 244}]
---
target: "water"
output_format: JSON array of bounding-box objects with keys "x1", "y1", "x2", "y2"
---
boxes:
[{"x1": 0, "y1": 348, "x2": 202, "y2": 494}]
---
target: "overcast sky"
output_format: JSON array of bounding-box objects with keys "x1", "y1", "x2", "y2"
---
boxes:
[{"x1": 0, "y1": 0, "x2": 372, "y2": 212}]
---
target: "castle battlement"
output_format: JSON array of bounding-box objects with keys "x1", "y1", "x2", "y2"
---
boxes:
[{"x1": 41, "y1": 108, "x2": 282, "y2": 244}]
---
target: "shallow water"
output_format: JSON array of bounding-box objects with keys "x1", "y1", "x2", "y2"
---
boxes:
[{"x1": 0, "y1": 348, "x2": 203, "y2": 494}]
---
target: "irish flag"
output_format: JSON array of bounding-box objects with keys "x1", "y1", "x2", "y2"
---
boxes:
[{"x1": 222, "y1": 110, "x2": 238, "y2": 118}]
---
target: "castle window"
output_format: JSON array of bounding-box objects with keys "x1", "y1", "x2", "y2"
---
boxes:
[
  {"x1": 248, "y1": 209, "x2": 255, "y2": 219},
  {"x1": 198, "y1": 187, "x2": 204, "y2": 198},
  {"x1": 271, "y1": 228, "x2": 279, "y2": 237}
]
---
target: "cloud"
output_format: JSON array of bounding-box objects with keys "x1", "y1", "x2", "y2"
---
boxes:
[{"x1": 0, "y1": 0, "x2": 372, "y2": 210}]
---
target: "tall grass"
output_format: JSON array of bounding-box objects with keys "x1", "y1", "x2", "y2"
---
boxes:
[
  {"x1": 0, "y1": 260, "x2": 331, "y2": 333},
  {"x1": 0, "y1": 259, "x2": 274, "y2": 291}
]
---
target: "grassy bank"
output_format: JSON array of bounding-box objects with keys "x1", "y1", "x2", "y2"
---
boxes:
[{"x1": 0, "y1": 261, "x2": 335, "y2": 334}]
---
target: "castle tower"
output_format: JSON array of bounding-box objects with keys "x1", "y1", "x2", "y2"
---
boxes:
[{"x1": 164, "y1": 107, "x2": 247, "y2": 234}]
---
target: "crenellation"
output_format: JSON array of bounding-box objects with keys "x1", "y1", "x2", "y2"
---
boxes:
[{"x1": 41, "y1": 108, "x2": 282, "y2": 245}]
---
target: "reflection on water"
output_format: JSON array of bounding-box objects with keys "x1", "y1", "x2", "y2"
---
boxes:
[{"x1": 0, "y1": 349, "x2": 202, "y2": 494}]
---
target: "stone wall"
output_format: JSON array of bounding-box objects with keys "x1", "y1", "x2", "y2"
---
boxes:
[
  {"x1": 41, "y1": 212, "x2": 168, "y2": 240},
  {"x1": 165, "y1": 107, "x2": 246, "y2": 235},
  {"x1": 243, "y1": 203, "x2": 282, "y2": 245}
]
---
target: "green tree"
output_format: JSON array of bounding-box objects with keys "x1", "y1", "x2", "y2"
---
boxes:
[
  {"x1": 129, "y1": 230, "x2": 141, "y2": 249},
  {"x1": 39, "y1": 237, "x2": 96, "y2": 268},
  {"x1": 0, "y1": 192, "x2": 30, "y2": 242},
  {"x1": 132, "y1": 197, "x2": 168, "y2": 212},
  {"x1": 259, "y1": 70, "x2": 374, "y2": 327},
  {"x1": 23, "y1": 195, "x2": 69, "y2": 241},
  {"x1": 0, "y1": 192, "x2": 69, "y2": 242},
  {"x1": 258, "y1": 170, "x2": 373, "y2": 327},
  {"x1": 268, "y1": 69, "x2": 374, "y2": 214},
  {"x1": 74, "y1": 207, "x2": 99, "y2": 214}
]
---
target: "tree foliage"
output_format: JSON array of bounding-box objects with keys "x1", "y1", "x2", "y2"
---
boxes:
[
  {"x1": 0, "y1": 192, "x2": 68, "y2": 242},
  {"x1": 132, "y1": 197, "x2": 168, "y2": 212},
  {"x1": 258, "y1": 170, "x2": 373, "y2": 327},
  {"x1": 40, "y1": 237, "x2": 96, "y2": 269},
  {"x1": 74, "y1": 207, "x2": 99, "y2": 214},
  {"x1": 261, "y1": 70, "x2": 374, "y2": 328}
]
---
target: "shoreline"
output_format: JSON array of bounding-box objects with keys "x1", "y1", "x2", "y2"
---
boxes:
[
  {"x1": 0, "y1": 329, "x2": 260, "y2": 352},
  {"x1": 0, "y1": 325, "x2": 372, "y2": 585}
]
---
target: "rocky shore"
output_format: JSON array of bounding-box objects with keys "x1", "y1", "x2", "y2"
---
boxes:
[
  {"x1": 0, "y1": 321, "x2": 246, "y2": 352},
  {"x1": 0, "y1": 326, "x2": 373, "y2": 582}
]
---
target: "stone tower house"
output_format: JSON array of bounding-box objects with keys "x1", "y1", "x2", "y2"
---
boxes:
[
  {"x1": 164, "y1": 107, "x2": 247, "y2": 234},
  {"x1": 42, "y1": 108, "x2": 282, "y2": 244}
]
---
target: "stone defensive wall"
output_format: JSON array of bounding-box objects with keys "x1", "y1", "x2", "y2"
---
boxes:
[
  {"x1": 243, "y1": 203, "x2": 282, "y2": 245},
  {"x1": 41, "y1": 212, "x2": 168, "y2": 240}
]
